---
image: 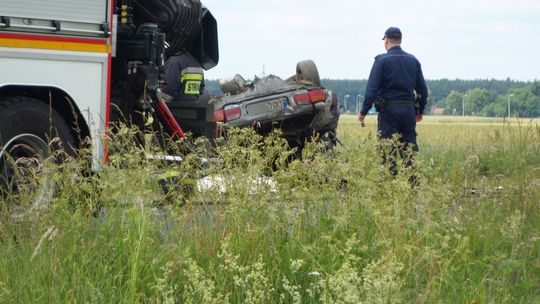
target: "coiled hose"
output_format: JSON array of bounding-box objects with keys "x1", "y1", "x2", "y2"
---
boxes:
[{"x1": 166, "y1": 0, "x2": 202, "y2": 57}]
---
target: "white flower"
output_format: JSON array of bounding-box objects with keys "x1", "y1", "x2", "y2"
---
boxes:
[{"x1": 290, "y1": 259, "x2": 304, "y2": 272}]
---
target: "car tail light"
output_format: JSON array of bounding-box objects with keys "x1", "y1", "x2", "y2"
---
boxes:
[
  {"x1": 294, "y1": 89, "x2": 327, "y2": 105},
  {"x1": 214, "y1": 109, "x2": 225, "y2": 122},
  {"x1": 309, "y1": 89, "x2": 326, "y2": 103},
  {"x1": 214, "y1": 105, "x2": 242, "y2": 122},
  {"x1": 224, "y1": 105, "x2": 242, "y2": 121},
  {"x1": 293, "y1": 90, "x2": 311, "y2": 105}
]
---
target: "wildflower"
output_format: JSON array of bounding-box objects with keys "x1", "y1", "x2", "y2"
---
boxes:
[
  {"x1": 243, "y1": 257, "x2": 274, "y2": 304},
  {"x1": 281, "y1": 277, "x2": 301, "y2": 304},
  {"x1": 154, "y1": 261, "x2": 177, "y2": 304},
  {"x1": 323, "y1": 258, "x2": 362, "y2": 304},
  {"x1": 362, "y1": 254, "x2": 404, "y2": 303},
  {"x1": 182, "y1": 258, "x2": 228, "y2": 304},
  {"x1": 290, "y1": 259, "x2": 305, "y2": 272}
]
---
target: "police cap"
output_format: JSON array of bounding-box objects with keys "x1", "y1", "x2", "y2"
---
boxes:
[{"x1": 382, "y1": 27, "x2": 402, "y2": 40}]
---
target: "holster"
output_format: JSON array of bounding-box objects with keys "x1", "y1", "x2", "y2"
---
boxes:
[{"x1": 374, "y1": 97, "x2": 387, "y2": 112}]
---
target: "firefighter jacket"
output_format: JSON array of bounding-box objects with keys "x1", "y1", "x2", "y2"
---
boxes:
[{"x1": 161, "y1": 52, "x2": 205, "y2": 102}]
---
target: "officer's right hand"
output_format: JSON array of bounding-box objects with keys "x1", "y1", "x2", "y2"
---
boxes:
[
  {"x1": 358, "y1": 113, "x2": 366, "y2": 127},
  {"x1": 416, "y1": 114, "x2": 423, "y2": 122}
]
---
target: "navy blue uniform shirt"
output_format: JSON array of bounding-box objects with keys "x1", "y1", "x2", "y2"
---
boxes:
[{"x1": 361, "y1": 46, "x2": 428, "y2": 115}]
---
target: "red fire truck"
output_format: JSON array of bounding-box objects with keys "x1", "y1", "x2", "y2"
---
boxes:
[{"x1": 0, "y1": 0, "x2": 219, "y2": 195}]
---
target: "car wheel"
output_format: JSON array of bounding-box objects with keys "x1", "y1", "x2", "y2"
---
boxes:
[
  {"x1": 296, "y1": 59, "x2": 321, "y2": 86},
  {"x1": 0, "y1": 96, "x2": 75, "y2": 217},
  {"x1": 219, "y1": 74, "x2": 246, "y2": 95}
]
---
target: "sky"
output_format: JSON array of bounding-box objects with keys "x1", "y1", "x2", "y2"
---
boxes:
[{"x1": 202, "y1": 0, "x2": 540, "y2": 81}]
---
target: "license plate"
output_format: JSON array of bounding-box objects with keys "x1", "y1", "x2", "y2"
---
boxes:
[{"x1": 267, "y1": 97, "x2": 288, "y2": 111}]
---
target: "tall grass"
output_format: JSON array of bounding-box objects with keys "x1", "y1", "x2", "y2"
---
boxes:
[{"x1": 0, "y1": 116, "x2": 539, "y2": 303}]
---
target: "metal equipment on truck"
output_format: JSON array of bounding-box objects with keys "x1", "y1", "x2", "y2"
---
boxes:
[{"x1": 0, "y1": 0, "x2": 219, "y2": 197}]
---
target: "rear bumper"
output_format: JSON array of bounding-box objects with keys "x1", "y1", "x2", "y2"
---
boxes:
[{"x1": 218, "y1": 90, "x2": 339, "y2": 140}]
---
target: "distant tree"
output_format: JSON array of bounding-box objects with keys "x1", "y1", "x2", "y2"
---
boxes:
[
  {"x1": 321, "y1": 79, "x2": 367, "y2": 111},
  {"x1": 465, "y1": 88, "x2": 496, "y2": 115},
  {"x1": 444, "y1": 90, "x2": 463, "y2": 115},
  {"x1": 510, "y1": 82, "x2": 540, "y2": 117},
  {"x1": 436, "y1": 99, "x2": 446, "y2": 108},
  {"x1": 530, "y1": 81, "x2": 540, "y2": 96},
  {"x1": 427, "y1": 79, "x2": 529, "y2": 101},
  {"x1": 481, "y1": 101, "x2": 506, "y2": 117}
]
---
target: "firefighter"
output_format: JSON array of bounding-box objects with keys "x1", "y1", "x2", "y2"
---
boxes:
[
  {"x1": 160, "y1": 51, "x2": 205, "y2": 103},
  {"x1": 358, "y1": 27, "x2": 428, "y2": 180}
]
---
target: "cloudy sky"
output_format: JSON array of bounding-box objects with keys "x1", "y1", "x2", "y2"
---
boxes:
[{"x1": 202, "y1": 0, "x2": 539, "y2": 81}]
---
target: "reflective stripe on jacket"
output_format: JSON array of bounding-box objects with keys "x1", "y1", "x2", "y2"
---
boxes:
[
  {"x1": 180, "y1": 67, "x2": 204, "y2": 95},
  {"x1": 162, "y1": 52, "x2": 205, "y2": 100}
]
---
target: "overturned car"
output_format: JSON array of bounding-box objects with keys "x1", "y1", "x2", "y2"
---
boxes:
[{"x1": 212, "y1": 60, "x2": 340, "y2": 150}]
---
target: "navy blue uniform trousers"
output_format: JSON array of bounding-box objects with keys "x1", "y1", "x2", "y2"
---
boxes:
[{"x1": 377, "y1": 103, "x2": 418, "y2": 175}]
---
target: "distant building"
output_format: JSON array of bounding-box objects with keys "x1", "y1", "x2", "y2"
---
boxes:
[{"x1": 431, "y1": 106, "x2": 445, "y2": 115}]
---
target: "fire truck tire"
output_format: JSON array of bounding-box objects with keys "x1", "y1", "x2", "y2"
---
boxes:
[
  {"x1": 296, "y1": 60, "x2": 321, "y2": 86},
  {"x1": 0, "y1": 96, "x2": 75, "y2": 214}
]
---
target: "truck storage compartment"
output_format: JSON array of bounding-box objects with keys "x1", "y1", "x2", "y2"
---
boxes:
[{"x1": 0, "y1": 0, "x2": 109, "y2": 37}]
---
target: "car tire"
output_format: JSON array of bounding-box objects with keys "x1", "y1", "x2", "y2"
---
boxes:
[
  {"x1": 296, "y1": 59, "x2": 321, "y2": 86},
  {"x1": 219, "y1": 74, "x2": 246, "y2": 95},
  {"x1": 0, "y1": 96, "x2": 75, "y2": 215}
]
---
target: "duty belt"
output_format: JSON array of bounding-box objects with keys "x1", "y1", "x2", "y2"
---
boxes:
[{"x1": 387, "y1": 100, "x2": 416, "y2": 105}]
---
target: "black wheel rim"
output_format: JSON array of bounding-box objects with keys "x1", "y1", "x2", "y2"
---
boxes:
[{"x1": 1, "y1": 134, "x2": 49, "y2": 201}]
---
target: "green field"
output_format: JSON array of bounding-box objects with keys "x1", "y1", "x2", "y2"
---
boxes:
[{"x1": 1, "y1": 116, "x2": 539, "y2": 303}]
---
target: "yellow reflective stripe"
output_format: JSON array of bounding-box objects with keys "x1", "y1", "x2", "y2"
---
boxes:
[{"x1": 0, "y1": 38, "x2": 110, "y2": 53}]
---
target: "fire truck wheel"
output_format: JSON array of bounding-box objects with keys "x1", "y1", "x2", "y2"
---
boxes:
[
  {"x1": 296, "y1": 60, "x2": 321, "y2": 86},
  {"x1": 0, "y1": 96, "x2": 75, "y2": 216}
]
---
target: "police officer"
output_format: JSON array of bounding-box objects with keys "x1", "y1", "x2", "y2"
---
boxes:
[
  {"x1": 160, "y1": 51, "x2": 205, "y2": 103},
  {"x1": 358, "y1": 27, "x2": 428, "y2": 177}
]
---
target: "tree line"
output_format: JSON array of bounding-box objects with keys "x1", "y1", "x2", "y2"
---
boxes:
[{"x1": 205, "y1": 78, "x2": 539, "y2": 117}]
